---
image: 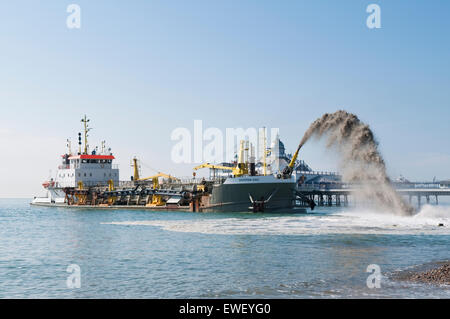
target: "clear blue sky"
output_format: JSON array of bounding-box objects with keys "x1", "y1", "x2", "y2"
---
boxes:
[{"x1": 0, "y1": 1, "x2": 449, "y2": 197}]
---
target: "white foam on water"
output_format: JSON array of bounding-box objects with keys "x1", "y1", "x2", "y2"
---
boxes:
[{"x1": 104, "y1": 205, "x2": 450, "y2": 236}]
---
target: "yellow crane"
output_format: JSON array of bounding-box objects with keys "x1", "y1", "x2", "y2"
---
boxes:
[
  {"x1": 193, "y1": 163, "x2": 236, "y2": 180},
  {"x1": 131, "y1": 157, "x2": 178, "y2": 184},
  {"x1": 193, "y1": 163, "x2": 244, "y2": 177},
  {"x1": 132, "y1": 157, "x2": 140, "y2": 181},
  {"x1": 130, "y1": 157, "x2": 180, "y2": 206},
  {"x1": 193, "y1": 140, "x2": 247, "y2": 177},
  {"x1": 193, "y1": 163, "x2": 235, "y2": 171},
  {"x1": 138, "y1": 172, "x2": 180, "y2": 207},
  {"x1": 138, "y1": 172, "x2": 179, "y2": 185}
]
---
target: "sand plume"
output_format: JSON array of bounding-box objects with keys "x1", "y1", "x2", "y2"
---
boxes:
[{"x1": 300, "y1": 110, "x2": 413, "y2": 215}]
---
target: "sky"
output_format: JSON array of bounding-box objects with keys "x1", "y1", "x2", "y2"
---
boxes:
[{"x1": 0, "y1": 0, "x2": 449, "y2": 197}]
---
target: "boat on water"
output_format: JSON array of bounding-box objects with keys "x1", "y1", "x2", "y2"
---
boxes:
[
  {"x1": 32, "y1": 115, "x2": 119, "y2": 205},
  {"x1": 32, "y1": 116, "x2": 314, "y2": 213}
]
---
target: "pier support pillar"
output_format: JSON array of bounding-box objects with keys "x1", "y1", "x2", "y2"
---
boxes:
[
  {"x1": 417, "y1": 195, "x2": 421, "y2": 208},
  {"x1": 426, "y1": 195, "x2": 430, "y2": 204},
  {"x1": 436, "y1": 195, "x2": 439, "y2": 205},
  {"x1": 319, "y1": 195, "x2": 324, "y2": 206}
]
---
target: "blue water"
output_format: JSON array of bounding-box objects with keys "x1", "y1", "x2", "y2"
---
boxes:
[{"x1": 0, "y1": 198, "x2": 449, "y2": 298}]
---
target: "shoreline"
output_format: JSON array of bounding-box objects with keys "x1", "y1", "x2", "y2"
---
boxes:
[{"x1": 392, "y1": 261, "x2": 450, "y2": 285}]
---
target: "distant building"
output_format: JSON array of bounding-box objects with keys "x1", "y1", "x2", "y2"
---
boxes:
[
  {"x1": 439, "y1": 180, "x2": 450, "y2": 188},
  {"x1": 268, "y1": 134, "x2": 290, "y2": 174}
]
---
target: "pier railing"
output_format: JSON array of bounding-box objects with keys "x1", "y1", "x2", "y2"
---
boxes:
[{"x1": 296, "y1": 170, "x2": 340, "y2": 176}]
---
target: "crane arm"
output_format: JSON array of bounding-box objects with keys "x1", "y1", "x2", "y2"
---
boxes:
[
  {"x1": 138, "y1": 172, "x2": 179, "y2": 181},
  {"x1": 193, "y1": 163, "x2": 234, "y2": 171}
]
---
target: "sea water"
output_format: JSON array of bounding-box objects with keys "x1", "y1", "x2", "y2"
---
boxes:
[{"x1": 0, "y1": 198, "x2": 449, "y2": 298}]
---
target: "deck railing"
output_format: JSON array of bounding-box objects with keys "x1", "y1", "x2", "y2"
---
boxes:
[{"x1": 57, "y1": 164, "x2": 119, "y2": 170}]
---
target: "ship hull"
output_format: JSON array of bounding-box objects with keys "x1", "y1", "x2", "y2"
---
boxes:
[
  {"x1": 202, "y1": 175, "x2": 297, "y2": 213},
  {"x1": 30, "y1": 176, "x2": 303, "y2": 213}
]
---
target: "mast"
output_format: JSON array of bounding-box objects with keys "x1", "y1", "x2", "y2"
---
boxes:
[
  {"x1": 263, "y1": 127, "x2": 267, "y2": 176},
  {"x1": 81, "y1": 115, "x2": 91, "y2": 155}
]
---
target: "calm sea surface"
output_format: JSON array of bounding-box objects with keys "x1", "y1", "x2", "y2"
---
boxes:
[{"x1": 0, "y1": 198, "x2": 449, "y2": 298}]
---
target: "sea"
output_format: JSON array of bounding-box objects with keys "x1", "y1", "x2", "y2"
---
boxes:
[{"x1": 0, "y1": 198, "x2": 449, "y2": 298}]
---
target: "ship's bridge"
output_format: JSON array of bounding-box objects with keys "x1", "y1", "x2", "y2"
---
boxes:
[
  {"x1": 68, "y1": 154, "x2": 116, "y2": 168},
  {"x1": 56, "y1": 154, "x2": 119, "y2": 188}
]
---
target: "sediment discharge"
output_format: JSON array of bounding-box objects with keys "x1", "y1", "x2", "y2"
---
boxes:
[{"x1": 299, "y1": 110, "x2": 413, "y2": 215}]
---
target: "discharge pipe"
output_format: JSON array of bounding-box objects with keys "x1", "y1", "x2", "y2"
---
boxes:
[{"x1": 281, "y1": 142, "x2": 302, "y2": 179}]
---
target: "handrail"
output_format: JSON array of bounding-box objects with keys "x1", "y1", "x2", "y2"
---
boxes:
[{"x1": 58, "y1": 164, "x2": 119, "y2": 170}]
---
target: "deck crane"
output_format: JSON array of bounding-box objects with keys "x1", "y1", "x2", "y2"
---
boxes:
[
  {"x1": 131, "y1": 157, "x2": 178, "y2": 185},
  {"x1": 193, "y1": 163, "x2": 235, "y2": 173},
  {"x1": 193, "y1": 140, "x2": 248, "y2": 177},
  {"x1": 138, "y1": 172, "x2": 179, "y2": 186},
  {"x1": 137, "y1": 172, "x2": 180, "y2": 206},
  {"x1": 131, "y1": 157, "x2": 141, "y2": 181},
  {"x1": 131, "y1": 158, "x2": 180, "y2": 206}
]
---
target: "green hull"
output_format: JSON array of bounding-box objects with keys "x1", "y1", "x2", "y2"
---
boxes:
[{"x1": 205, "y1": 178, "x2": 296, "y2": 212}]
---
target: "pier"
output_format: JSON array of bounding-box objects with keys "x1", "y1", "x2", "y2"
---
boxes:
[{"x1": 296, "y1": 184, "x2": 450, "y2": 208}]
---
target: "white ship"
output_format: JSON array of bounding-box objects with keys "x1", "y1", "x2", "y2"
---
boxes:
[{"x1": 32, "y1": 115, "x2": 119, "y2": 205}]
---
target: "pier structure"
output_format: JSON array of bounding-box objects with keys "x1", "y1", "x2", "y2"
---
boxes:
[
  {"x1": 296, "y1": 184, "x2": 450, "y2": 208},
  {"x1": 296, "y1": 187, "x2": 350, "y2": 207}
]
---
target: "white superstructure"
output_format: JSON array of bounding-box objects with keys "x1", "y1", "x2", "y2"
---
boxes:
[
  {"x1": 55, "y1": 154, "x2": 119, "y2": 188},
  {"x1": 32, "y1": 115, "x2": 120, "y2": 204}
]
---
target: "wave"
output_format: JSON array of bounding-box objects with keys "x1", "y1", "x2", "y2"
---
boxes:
[{"x1": 103, "y1": 205, "x2": 450, "y2": 236}]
